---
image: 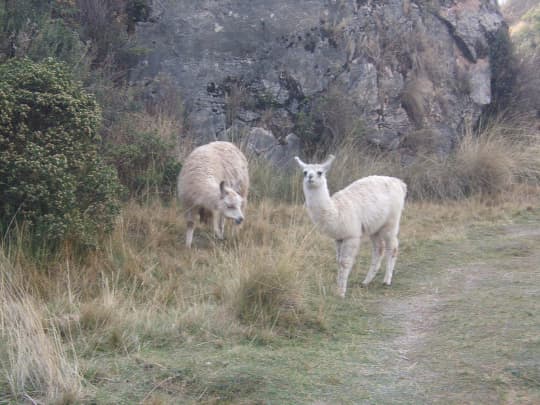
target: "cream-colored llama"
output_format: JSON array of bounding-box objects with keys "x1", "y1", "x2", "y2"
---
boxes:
[
  {"x1": 295, "y1": 155, "x2": 407, "y2": 297},
  {"x1": 178, "y1": 141, "x2": 249, "y2": 248}
]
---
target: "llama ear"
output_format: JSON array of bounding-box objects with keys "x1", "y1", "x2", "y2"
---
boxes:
[
  {"x1": 322, "y1": 154, "x2": 335, "y2": 171},
  {"x1": 219, "y1": 180, "x2": 226, "y2": 197},
  {"x1": 294, "y1": 156, "x2": 306, "y2": 169}
]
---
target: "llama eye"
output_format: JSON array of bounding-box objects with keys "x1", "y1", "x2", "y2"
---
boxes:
[
  {"x1": 317, "y1": 171, "x2": 322, "y2": 176},
  {"x1": 227, "y1": 205, "x2": 236, "y2": 209},
  {"x1": 303, "y1": 171, "x2": 307, "y2": 177}
]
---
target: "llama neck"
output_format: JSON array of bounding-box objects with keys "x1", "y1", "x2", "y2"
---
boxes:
[{"x1": 304, "y1": 184, "x2": 338, "y2": 225}]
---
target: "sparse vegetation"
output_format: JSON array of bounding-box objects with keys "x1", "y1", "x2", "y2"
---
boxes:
[
  {"x1": 2, "y1": 108, "x2": 539, "y2": 402},
  {"x1": 399, "y1": 127, "x2": 521, "y2": 200},
  {"x1": 296, "y1": 86, "x2": 368, "y2": 155},
  {"x1": 0, "y1": 0, "x2": 539, "y2": 403},
  {"x1": 104, "y1": 110, "x2": 182, "y2": 199},
  {"x1": 484, "y1": 27, "x2": 517, "y2": 116},
  {"x1": 1, "y1": 260, "x2": 83, "y2": 403},
  {"x1": 504, "y1": 0, "x2": 540, "y2": 117},
  {"x1": 1, "y1": 178, "x2": 539, "y2": 402},
  {"x1": 247, "y1": 157, "x2": 302, "y2": 203}
]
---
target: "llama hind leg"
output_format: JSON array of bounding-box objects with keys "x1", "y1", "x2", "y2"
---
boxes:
[
  {"x1": 336, "y1": 238, "x2": 360, "y2": 298},
  {"x1": 383, "y1": 235, "x2": 399, "y2": 286},
  {"x1": 362, "y1": 236, "x2": 385, "y2": 286},
  {"x1": 335, "y1": 240, "x2": 343, "y2": 264}
]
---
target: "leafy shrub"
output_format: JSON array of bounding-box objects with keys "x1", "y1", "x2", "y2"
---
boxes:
[
  {"x1": 106, "y1": 128, "x2": 181, "y2": 198},
  {"x1": 0, "y1": 58, "x2": 121, "y2": 247},
  {"x1": 101, "y1": 74, "x2": 184, "y2": 198}
]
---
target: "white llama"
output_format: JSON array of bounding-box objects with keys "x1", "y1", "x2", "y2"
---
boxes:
[
  {"x1": 295, "y1": 155, "x2": 407, "y2": 297},
  {"x1": 178, "y1": 141, "x2": 249, "y2": 248}
]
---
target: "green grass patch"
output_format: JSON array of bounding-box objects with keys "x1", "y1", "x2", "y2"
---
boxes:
[{"x1": 2, "y1": 197, "x2": 540, "y2": 403}]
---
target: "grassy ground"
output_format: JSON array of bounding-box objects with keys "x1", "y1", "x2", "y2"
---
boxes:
[{"x1": 2, "y1": 188, "x2": 539, "y2": 404}]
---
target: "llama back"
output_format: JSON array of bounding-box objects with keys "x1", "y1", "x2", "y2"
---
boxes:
[
  {"x1": 214, "y1": 142, "x2": 249, "y2": 198},
  {"x1": 178, "y1": 141, "x2": 249, "y2": 208},
  {"x1": 332, "y1": 175, "x2": 406, "y2": 236}
]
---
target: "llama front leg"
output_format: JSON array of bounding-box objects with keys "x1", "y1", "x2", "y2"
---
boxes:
[
  {"x1": 383, "y1": 236, "x2": 399, "y2": 286},
  {"x1": 335, "y1": 239, "x2": 343, "y2": 263},
  {"x1": 362, "y1": 236, "x2": 385, "y2": 286},
  {"x1": 185, "y1": 209, "x2": 195, "y2": 248},
  {"x1": 212, "y1": 210, "x2": 224, "y2": 240},
  {"x1": 336, "y1": 238, "x2": 360, "y2": 298},
  {"x1": 219, "y1": 214, "x2": 225, "y2": 238}
]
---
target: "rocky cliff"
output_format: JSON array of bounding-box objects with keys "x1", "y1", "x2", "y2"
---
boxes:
[{"x1": 129, "y1": 0, "x2": 506, "y2": 158}]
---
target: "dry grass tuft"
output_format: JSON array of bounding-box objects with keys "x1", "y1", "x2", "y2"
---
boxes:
[
  {"x1": 0, "y1": 257, "x2": 83, "y2": 403},
  {"x1": 235, "y1": 257, "x2": 305, "y2": 329},
  {"x1": 398, "y1": 154, "x2": 459, "y2": 200},
  {"x1": 396, "y1": 129, "x2": 518, "y2": 200},
  {"x1": 454, "y1": 132, "x2": 515, "y2": 196},
  {"x1": 328, "y1": 115, "x2": 540, "y2": 201},
  {"x1": 79, "y1": 286, "x2": 118, "y2": 332},
  {"x1": 321, "y1": 108, "x2": 540, "y2": 202},
  {"x1": 401, "y1": 128, "x2": 447, "y2": 155}
]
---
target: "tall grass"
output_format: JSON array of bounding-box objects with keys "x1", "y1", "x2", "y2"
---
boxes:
[
  {"x1": 0, "y1": 257, "x2": 82, "y2": 403},
  {"x1": 326, "y1": 114, "x2": 540, "y2": 201},
  {"x1": 1, "y1": 194, "x2": 323, "y2": 357},
  {"x1": 0, "y1": 108, "x2": 539, "y2": 402},
  {"x1": 246, "y1": 156, "x2": 303, "y2": 203}
]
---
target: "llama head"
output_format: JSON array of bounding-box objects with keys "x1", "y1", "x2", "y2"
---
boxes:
[
  {"x1": 217, "y1": 181, "x2": 244, "y2": 224},
  {"x1": 294, "y1": 155, "x2": 335, "y2": 190}
]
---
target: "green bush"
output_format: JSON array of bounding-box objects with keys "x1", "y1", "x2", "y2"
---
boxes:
[
  {"x1": 0, "y1": 58, "x2": 121, "y2": 247},
  {"x1": 106, "y1": 129, "x2": 181, "y2": 198}
]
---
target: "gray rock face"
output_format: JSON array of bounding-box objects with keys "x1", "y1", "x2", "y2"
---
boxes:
[
  {"x1": 244, "y1": 128, "x2": 301, "y2": 170},
  {"x1": 130, "y1": 0, "x2": 506, "y2": 156}
]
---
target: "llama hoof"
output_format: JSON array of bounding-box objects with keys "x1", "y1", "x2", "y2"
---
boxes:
[
  {"x1": 361, "y1": 281, "x2": 370, "y2": 288},
  {"x1": 383, "y1": 281, "x2": 392, "y2": 287}
]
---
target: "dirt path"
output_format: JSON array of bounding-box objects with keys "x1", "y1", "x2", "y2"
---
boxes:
[{"x1": 381, "y1": 222, "x2": 540, "y2": 404}]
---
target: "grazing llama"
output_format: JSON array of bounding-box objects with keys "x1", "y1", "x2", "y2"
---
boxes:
[
  {"x1": 178, "y1": 141, "x2": 249, "y2": 248},
  {"x1": 295, "y1": 155, "x2": 407, "y2": 297}
]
